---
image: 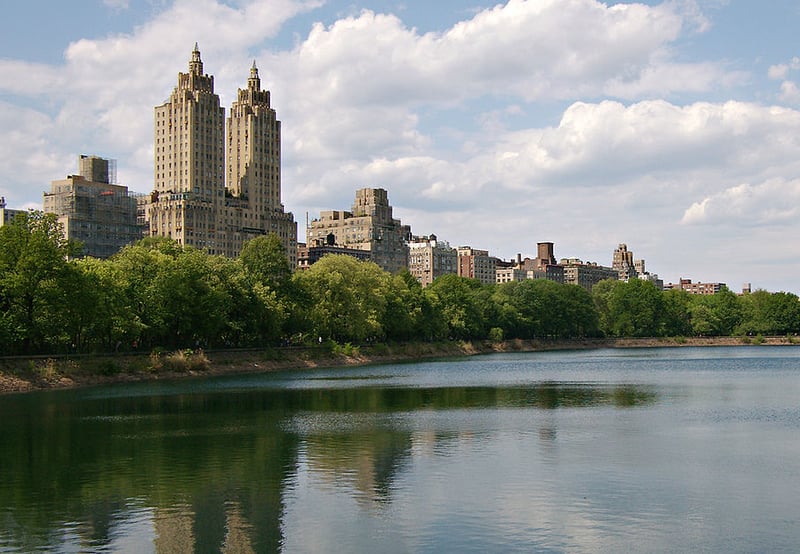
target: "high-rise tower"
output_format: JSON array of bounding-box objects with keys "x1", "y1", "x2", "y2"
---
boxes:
[
  {"x1": 154, "y1": 43, "x2": 224, "y2": 198},
  {"x1": 148, "y1": 46, "x2": 297, "y2": 261},
  {"x1": 227, "y1": 61, "x2": 280, "y2": 209}
]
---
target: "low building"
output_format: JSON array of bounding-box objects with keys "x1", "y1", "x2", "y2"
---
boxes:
[
  {"x1": 522, "y1": 242, "x2": 565, "y2": 284},
  {"x1": 408, "y1": 234, "x2": 457, "y2": 287},
  {"x1": 296, "y1": 239, "x2": 372, "y2": 270},
  {"x1": 637, "y1": 272, "x2": 664, "y2": 290},
  {"x1": 0, "y1": 197, "x2": 26, "y2": 226},
  {"x1": 42, "y1": 155, "x2": 142, "y2": 258},
  {"x1": 495, "y1": 260, "x2": 527, "y2": 284},
  {"x1": 665, "y1": 278, "x2": 726, "y2": 295},
  {"x1": 559, "y1": 258, "x2": 618, "y2": 291}
]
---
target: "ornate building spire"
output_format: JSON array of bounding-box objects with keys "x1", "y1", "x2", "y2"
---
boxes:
[
  {"x1": 248, "y1": 60, "x2": 260, "y2": 91},
  {"x1": 189, "y1": 43, "x2": 203, "y2": 75}
]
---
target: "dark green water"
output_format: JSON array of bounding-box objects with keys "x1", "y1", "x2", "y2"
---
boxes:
[{"x1": 2, "y1": 347, "x2": 800, "y2": 552}]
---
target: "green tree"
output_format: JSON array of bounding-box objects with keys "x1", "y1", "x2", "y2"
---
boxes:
[
  {"x1": 591, "y1": 279, "x2": 619, "y2": 336},
  {"x1": 0, "y1": 211, "x2": 80, "y2": 353},
  {"x1": 661, "y1": 288, "x2": 693, "y2": 337},
  {"x1": 295, "y1": 255, "x2": 391, "y2": 343},
  {"x1": 689, "y1": 287, "x2": 741, "y2": 336},
  {"x1": 559, "y1": 283, "x2": 600, "y2": 338},
  {"x1": 426, "y1": 274, "x2": 488, "y2": 339},
  {"x1": 240, "y1": 234, "x2": 292, "y2": 294},
  {"x1": 737, "y1": 290, "x2": 800, "y2": 335},
  {"x1": 605, "y1": 279, "x2": 664, "y2": 337}
]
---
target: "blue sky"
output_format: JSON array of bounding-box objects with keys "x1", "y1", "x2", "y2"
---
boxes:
[{"x1": 2, "y1": 0, "x2": 800, "y2": 293}]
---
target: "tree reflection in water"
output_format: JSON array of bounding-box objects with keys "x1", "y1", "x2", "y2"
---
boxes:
[{"x1": 0, "y1": 379, "x2": 656, "y2": 551}]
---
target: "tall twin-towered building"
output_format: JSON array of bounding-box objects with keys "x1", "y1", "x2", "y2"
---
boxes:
[{"x1": 148, "y1": 44, "x2": 297, "y2": 264}]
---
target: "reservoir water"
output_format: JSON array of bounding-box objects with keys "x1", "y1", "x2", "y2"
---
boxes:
[{"x1": 2, "y1": 346, "x2": 800, "y2": 552}]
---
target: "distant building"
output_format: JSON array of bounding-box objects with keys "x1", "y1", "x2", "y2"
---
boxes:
[
  {"x1": 559, "y1": 258, "x2": 618, "y2": 291},
  {"x1": 612, "y1": 243, "x2": 637, "y2": 281},
  {"x1": 457, "y1": 246, "x2": 496, "y2": 285},
  {"x1": 307, "y1": 188, "x2": 411, "y2": 273},
  {"x1": 408, "y1": 234, "x2": 457, "y2": 287},
  {"x1": 296, "y1": 239, "x2": 371, "y2": 270},
  {"x1": 0, "y1": 197, "x2": 26, "y2": 227},
  {"x1": 42, "y1": 155, "x2": 142, "y2": 258},
  {"x1": 524, "y1": 242, "x2": 565, "y2": 283},
  {"x1": 665, "y1": 278, "x2": 726, "y2": 295},
  {"x1": 495, "y1": 258, "x2": 527, "y2": 284},
  {"x1": 637, "y1": 272, "x2": 664, "y2": 290}
]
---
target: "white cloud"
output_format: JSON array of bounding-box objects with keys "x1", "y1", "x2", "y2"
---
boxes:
[
  {"x1": 680, "y1": 179, "x2": 800, "y2": 226},
  {"x1": 779, "y1": 81, "x2": 800, "y2": 104},
  {"x1": 769, "y1": 64, "x2": 789, "y2": 80},
  {"x1": 102, "y1": 0, "x2": 130, "y2": 9}
]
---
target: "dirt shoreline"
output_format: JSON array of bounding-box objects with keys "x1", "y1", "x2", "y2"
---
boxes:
[{"x1": 1, "y1": 336, "x2": 796, "y2": 395}]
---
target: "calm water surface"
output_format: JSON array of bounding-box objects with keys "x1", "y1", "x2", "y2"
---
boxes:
[{"x1": 2, "y1": 346, "x2": 800, "y2": 553}]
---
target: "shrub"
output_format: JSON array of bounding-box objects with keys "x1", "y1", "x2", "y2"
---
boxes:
[
  {"x1": 160, "y1": 349, "x2": 210, "y2": 372},
  {"x1": 332, "y1": 341, "x2": 360, "y2": 357},
  {"x1": 488, "y1": 327, "x2": 504, "y2": 342}
]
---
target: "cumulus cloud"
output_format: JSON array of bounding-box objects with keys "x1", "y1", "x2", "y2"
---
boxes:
[
  {"x1": 274, "y1": 0, "x2": 728, "y2": 114},
  {"x1": 768, "y1": 57, "x2": 800, "y2": 80},
  {"x1": 441, "y1": 100, "x2": 800, "y2": 196},
  {"x1": 769, "y1": 64, "x2": 789, "y2": 80},
  {"x1": 681, "y1": 179, "x2": 800, "y2": 226},
  {"x1": 779, "y1": 81, "x2": 800, "y2": 104},
  {"x1": 273, "y1": 0, "x2": 746, "y2": 213}
]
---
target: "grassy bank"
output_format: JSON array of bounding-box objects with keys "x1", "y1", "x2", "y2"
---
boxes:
[{"x1": 1, "y1": 336, "x2": 797, "y2": 395}]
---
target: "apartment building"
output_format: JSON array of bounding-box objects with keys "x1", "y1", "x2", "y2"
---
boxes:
[
  {"x1": 147, "y1": 45, "x2": 297, "y2": 263},
  {"x1": 457, "y1": 246, "x2": 496, "y2": 285},
  {"x1": 665, "y1": 278, "x2": 726, "y2": 295},
  {"x1": 559, "y1": 258, "x2": 618, "y2": 291},
  {"x1": 307, "y1": 188, "x2": 411, "y2": 273},
  {"x1": 43, "y1": 155, "x2": 142, "y2": 258},
  {"x1": 408, "y1": 234, "x2": 457, "y2": 286},
  {"x1": 296, "y1": 240, "x2": 371, "y2": 270}
]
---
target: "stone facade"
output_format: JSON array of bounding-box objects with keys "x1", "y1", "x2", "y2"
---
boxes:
[
  {"x1": 408, "y1": 234, "x2": 457, "y2": 287},
  {"x1": 42, "y1": 156, "x2": 142, "y2": 258},
  {"x1": 559, "y1": 258, "x2": 618, "y2": 291},
  {"x1": 147, "y1": 45, "x2": 297, "y2": 263},
  {"x1": 306, "y1": 188, "x2": 410, "y2": 273},
  {"x1": 612, "y1": 243, "x2": 637, "y2": 281},
  {"x1": 296, "y1": 241, "x2": 371, "y2": 270}
]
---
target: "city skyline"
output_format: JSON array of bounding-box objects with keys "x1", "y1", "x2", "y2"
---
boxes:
[{"x1": 1, "y1": 1, "x2": 800, "y2": 292}]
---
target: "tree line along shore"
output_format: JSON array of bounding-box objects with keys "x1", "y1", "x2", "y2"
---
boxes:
[
  {"x1": 2, "y1": 211, "x2": 800, "y2": 393},
  {"x1": 1, "y1": 336, "x2": 797, "y2": 395}
]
